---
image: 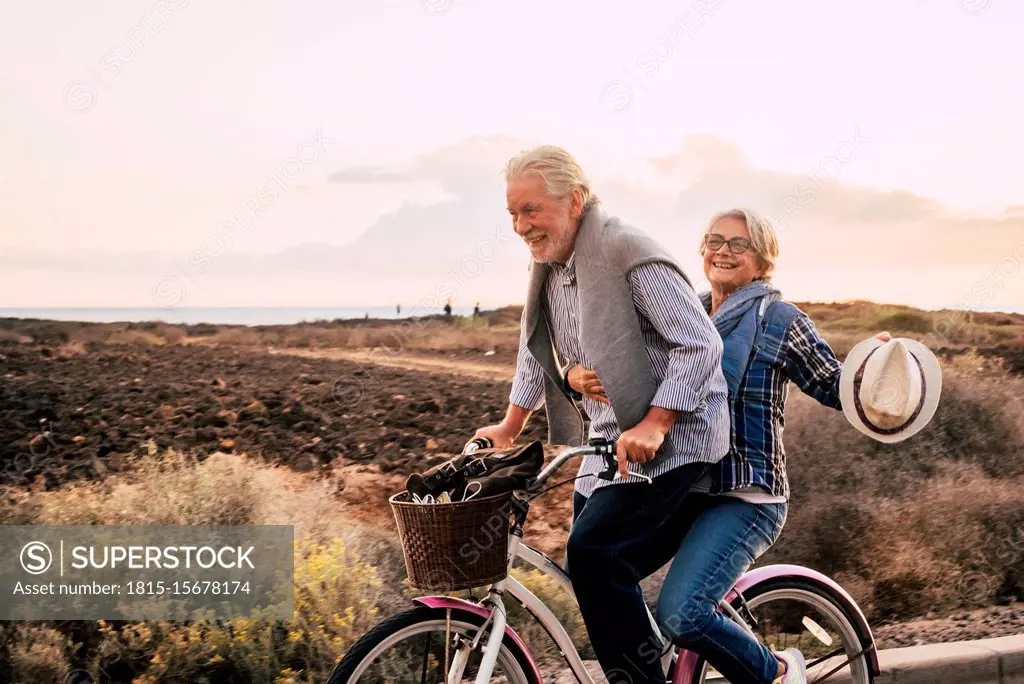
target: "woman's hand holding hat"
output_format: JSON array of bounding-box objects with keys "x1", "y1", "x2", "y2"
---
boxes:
[{"x1": 839, "y1": 333, "x2": 942, "y2": 443}]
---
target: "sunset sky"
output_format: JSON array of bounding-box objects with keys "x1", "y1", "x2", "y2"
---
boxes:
[{"x1": 2, "y1": 0, "x2": 1023, "y2": 311}]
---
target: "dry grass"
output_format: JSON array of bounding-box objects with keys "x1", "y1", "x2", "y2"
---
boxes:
[
  {"x1": 6, "y1": 625, "x2": 72, "y2": 683},
  {"x1": 1, "y1": 446, "x2": 405, "y2": 683},
  {"x1": 0, "y1": 329, "x2": 32, "y2": 343},
  {"x1": 2, "y1": 299, "x2": 1023, "y2": 674},
  {"x1": 1, "y1": 347, "x2": 1022, "y2": 682},
  {"x1": 506, "y1": 565, "x2": 594, "y2": 663},
  {"x1": 769, "y1": 465, "x2": 1024, "y2": 621},
  {"x1": 4, "y1": 302, "x2": 1022, "y2": 360},
  {"x1": 797, "y1": 301, "x2": 1024, "y2": 351},
  {"x1": 762, "y1": 352, "x2": 1024, "y2": 620}
]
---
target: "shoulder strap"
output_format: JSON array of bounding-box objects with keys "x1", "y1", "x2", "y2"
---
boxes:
[{"x1": 752, "y1": 300, "x2": 801, "y2": 351}]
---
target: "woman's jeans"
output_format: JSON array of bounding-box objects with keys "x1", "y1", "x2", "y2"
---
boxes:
[{"x1": 655, "y1": 494, "x2": 788, "y2": 684}]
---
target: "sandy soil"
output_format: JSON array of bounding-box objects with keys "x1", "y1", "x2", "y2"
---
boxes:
[{"x1": 270, "y1": 347, "x2": 516, "y2": 381}]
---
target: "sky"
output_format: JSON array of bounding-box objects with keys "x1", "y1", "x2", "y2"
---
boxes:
[{"x1": 1, "y1": 0, "x2": 1023, "y2": 311}]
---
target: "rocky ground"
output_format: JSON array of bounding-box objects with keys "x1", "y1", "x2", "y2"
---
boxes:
[
  {"x1": 2, "y1": 338, "x2": 1022, "y2": 655},
  {"x1": 0, "y1": 340, "x2": 546, "y2": 492},
  {"x1": 872, "y1": 601, "x2": 1024, "y2": 648}
]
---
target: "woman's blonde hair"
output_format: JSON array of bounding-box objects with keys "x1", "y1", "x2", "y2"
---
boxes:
[
  {"x1": 699, "y1": 208, "x2": 780, "y2": 282},
  {"x1": 503, "y1": 145, "x2": 599, "y2": 211}
]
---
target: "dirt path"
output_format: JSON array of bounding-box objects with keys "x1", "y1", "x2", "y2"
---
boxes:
[{"x1": 268, "y1": 347, "x2": 516, "y2": 381}]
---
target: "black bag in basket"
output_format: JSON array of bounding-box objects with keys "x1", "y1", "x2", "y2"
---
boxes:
[{"x1": 405, "y1": 441, "x2": 544, "y2": 501}]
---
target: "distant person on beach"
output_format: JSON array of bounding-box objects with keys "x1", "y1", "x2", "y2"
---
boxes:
[
  {"x1": 468, "y1": 144, "x2": 730, "y2": 684},
  {"x1": 396, "y1": 304, "x2": 401, "y2": 315},
  {"x1": 473, "y1": 302, "x2": 480, "y2": 317},
  {"x1": 443, "y1": 300, "x2": 452, "y2": 317}
]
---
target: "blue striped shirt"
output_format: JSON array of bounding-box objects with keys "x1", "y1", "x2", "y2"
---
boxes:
[{"x1": 510, "y1": 253, "x2": 730, "y2": 497}]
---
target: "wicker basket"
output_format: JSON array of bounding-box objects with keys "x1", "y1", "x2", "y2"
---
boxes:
[{"x1": 390, "y1": 490, "x2": 514, "y2": 592}]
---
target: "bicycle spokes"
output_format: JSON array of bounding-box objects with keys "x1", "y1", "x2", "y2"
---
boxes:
[
  {"x1": 702, "y1": 590, "x2": 870, "y2": 683},
  {"x1": 343, "y1": 617, "x2": 516, "y2": 683},
  {"x1": 755, "y1": 601, "x2": 865, "y2": 682}
]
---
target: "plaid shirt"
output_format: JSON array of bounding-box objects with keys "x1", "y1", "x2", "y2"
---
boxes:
[{"x1": 704, "y1": 302, "x2": 843, "y2": 499}]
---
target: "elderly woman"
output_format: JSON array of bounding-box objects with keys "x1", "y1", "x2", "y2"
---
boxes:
[{"x1": 567, "y1": 208, "x2": 888, "y2": 684}]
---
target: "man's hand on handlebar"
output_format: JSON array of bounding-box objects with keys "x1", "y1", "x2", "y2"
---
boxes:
[
  {"x1": 466, "y1": 403, "x2": 534, "y2": 452},
  {"x1": 615, "y1": 423, "x2": 664, "y2": 477},
  {"x1": 467, "y1": 423, "x2": 518, "y2": 451}
]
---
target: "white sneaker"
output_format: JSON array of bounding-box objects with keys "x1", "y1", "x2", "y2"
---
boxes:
[{"x1": 773, "y1": 648, "x2": 807, "y2": 684}]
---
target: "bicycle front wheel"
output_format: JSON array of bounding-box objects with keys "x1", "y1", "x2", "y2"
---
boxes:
[
  {"x1": 689, "y1": 578, "x2": 874, "y2": 684},
  {"x1": 328, "y1": 606, "x2": 541, "y2": 684}
]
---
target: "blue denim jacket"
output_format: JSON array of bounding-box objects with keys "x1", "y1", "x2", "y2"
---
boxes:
[{"x1": 703, "y1": 297, "x2": 843, "y2": 498}]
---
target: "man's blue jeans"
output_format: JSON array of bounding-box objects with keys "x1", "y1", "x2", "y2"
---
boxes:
[
  {"x1": 566, "y1": 463, "x2": 710, "y2": 684},
  {"x1": 655, "y1": 494, "x2": 788, "y2": 684}
]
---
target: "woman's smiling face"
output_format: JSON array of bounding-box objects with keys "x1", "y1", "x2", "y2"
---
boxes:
[{"x1": 703, "y1": 216, "x2": 764, "y2": 290}]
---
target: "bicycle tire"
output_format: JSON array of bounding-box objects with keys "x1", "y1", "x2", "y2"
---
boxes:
[
  {"x1": 687, "y1": 577, "x2": 875, "y2": 684},
  {"x1": 328, "y1": 606, "x2": 542, "y2": 684}
]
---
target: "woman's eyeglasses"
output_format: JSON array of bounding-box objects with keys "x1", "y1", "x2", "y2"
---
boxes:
[{"x1": 704, "y1": 233, "x2": 752, "y2": 255}]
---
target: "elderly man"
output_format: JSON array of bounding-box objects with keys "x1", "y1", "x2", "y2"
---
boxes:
[{"x1": 470, "y1": 145, "x2": 730, "y2": 684}]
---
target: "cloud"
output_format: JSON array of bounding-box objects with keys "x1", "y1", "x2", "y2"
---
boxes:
[
  {"x1": 326, "y1": 167, "x2": 416, "y2": 183},
  {"x1": 5, "y1": 133, "x2": 1023, "y2": 309},
  {"x1": 327, "y1": 135, "x2": 529, "y2": 196}
]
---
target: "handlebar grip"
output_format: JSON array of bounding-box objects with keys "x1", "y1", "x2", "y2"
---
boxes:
[{"x1": 463, "y1": 437, "x2": 494, "y2": 455}]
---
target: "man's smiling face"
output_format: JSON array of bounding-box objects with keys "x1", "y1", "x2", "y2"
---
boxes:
[{"x1": 506, "y1": 174, "x2": 582, "y2": 264}]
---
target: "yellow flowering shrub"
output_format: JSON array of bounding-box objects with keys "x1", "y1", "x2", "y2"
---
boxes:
[{"x1": 78, "y1": 536, "x2": 385, "y2": 683}]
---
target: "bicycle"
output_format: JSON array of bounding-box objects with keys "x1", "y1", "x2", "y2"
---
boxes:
[{"x1": 329, "y1": 440, "x2": 880, "y2": 683}]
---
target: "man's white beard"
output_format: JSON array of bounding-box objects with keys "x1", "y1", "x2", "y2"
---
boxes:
[{"x1": 535, "y1": 229, "x2": 577, "y2": 264}]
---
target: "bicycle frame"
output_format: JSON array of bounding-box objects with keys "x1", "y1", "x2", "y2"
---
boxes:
[
  {"x1": 415, "y1": 534, "x2": 617, "y2": 684},
  {"x1": 415, "y1": 442, "x2": 727, "y2": 683},
  {"x1": 420, "y1": 532, "x2": 754, "y2": 684},
  {"x1": 419, "y1": 537, "x2": 880, "y2": 684},
  {"x1": 410, "y1": 443, "x2": 878, "y2": 683}
]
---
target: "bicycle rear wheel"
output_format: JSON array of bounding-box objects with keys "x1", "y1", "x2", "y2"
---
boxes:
[
  {"x1": 689, "y1": 578, "x2": 874, "y2": 684},
  {"x1": 328, "y1": 606, "x2": 541, "y2": 684}
]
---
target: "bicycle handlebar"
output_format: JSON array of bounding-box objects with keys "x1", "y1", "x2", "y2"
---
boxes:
[{"x1": 463, "y1": 437, "x2": 652, "y2": 492}]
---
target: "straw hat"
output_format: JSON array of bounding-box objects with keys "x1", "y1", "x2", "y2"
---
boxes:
[{"x1": 839, "y1": 337, "x2": 942, "y2": 443}]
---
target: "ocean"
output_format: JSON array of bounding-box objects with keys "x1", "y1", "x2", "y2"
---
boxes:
[
  {"x1": 0, "y1": 306, "x2": 485, "y2": 326},
  {"x1": 0, "y1": 305, "x2": 1020, "y2": 327}
]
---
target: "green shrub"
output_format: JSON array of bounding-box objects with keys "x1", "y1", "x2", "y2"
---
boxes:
[{"x1": 875, "y1": 311, "x2": 934, "y2": 334}]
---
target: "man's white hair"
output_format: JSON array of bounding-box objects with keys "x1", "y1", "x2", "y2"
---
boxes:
[
  {"x1": 700, "y1": 208, "x2": 780, "y2": 282},
  {"x1": 503, "y1": 145, "x2": 599, "y2": 211}
]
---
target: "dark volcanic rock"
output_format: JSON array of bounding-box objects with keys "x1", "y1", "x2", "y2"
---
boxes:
[{"x1": 0, "y1": 341, "x2": 548, "y2": 490}]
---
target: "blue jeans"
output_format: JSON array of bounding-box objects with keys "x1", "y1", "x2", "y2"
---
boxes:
[
  {"x1": 566, "y1": 463, "x2": 711, "y2": 684},
  {"x1": 655, "y1": 494, "x2": 788, "y2": 684}
]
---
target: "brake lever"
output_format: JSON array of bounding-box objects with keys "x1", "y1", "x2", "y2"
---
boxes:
[
  {"x1": 597, "y1": 450, "x2": 618, "y2": 481},
  {"x1": 616, "y1": 469, "x2": 653, "y2": 484},
  {"x1": 593, "y1": 438, "x2": 653, "y2": 483},
  {"x1": 591, "y1": 437, "x2": 617, "y2": 481}
]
